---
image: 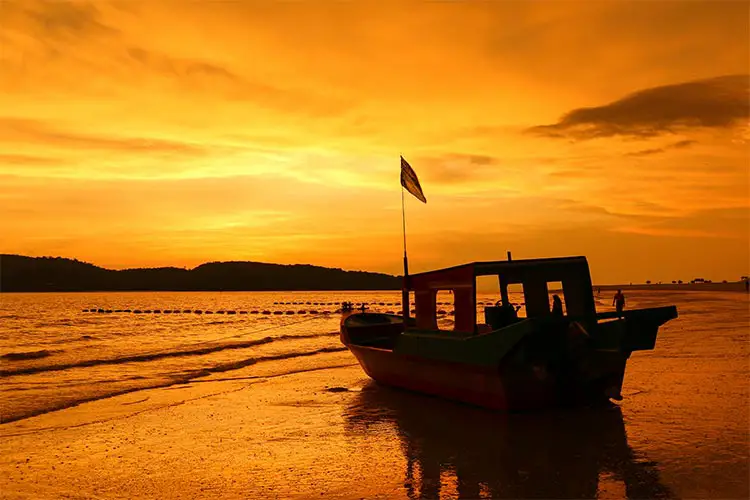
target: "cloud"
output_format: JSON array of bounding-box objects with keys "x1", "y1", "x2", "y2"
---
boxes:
[
  {"x1": 0, "y1": 154, "x2": 60, "y2": 166},
  {"x1": 0, "y1": 0, "x2": 118, "y2": 40},
  {"x1": 624, "y1": 139, "x2": 698, "y2": 157},
  {"x1": 527, "y1": 75, "x2": 749, "y2": 139},
  {"x1": 672, "y1": 139, "x2": 698, "y2": 149},
  {"x1": 415, "y1": 153, "x2": 501, "y2": 184},
  {"x1": 0, "y1": 3, "x2": 351, "y2": 119},
  {"x1": 624, "y1": 148, "x2": 663, "y2": 158},
  {"x1": 616, "y1": 207, "x2": 750, "y2": 239},
  {"x1": 125, "y1": 47, "x2": 240, "y2": 82},
  {"x1": 0, "y1": 118, "x2": 209, "y2": 156},
  {"x1": 122, "y1": 46, "x2": 351, "y2": 117}
]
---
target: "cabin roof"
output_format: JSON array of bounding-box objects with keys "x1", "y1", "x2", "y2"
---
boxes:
[{"x1": 409, "y1": 256, "x2": 589, "y2": 281}]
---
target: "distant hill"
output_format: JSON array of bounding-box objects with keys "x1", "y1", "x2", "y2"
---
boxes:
[{"x1": 0, "y1": 255, "x2": 402, "y2": 292}]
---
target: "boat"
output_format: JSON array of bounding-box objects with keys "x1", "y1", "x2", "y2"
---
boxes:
[{"x1": 340, "y1": 256, "x2": 678, "y2": 411}]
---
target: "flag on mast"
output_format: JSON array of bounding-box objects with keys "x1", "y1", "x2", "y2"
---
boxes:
[{"x1": 400, "y1": 156, "x2": 427, "y2": 203}]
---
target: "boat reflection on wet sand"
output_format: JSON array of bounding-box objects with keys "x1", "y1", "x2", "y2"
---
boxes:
[{"x1": 345, "y1": 383, "x2": 673, "y2": 499}]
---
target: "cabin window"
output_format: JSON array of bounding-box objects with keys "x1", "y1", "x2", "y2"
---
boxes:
[
  {"x1": 476, "y1": 275, "x2": 500, "y2": 296},
  {"x1": 435, "y1": 289, "x2": 453, "y2": 329},
  {"x1": 507, "y1": 283, "x2": 527, "y2": 318},
  {"x1": 547, "y1": 281, "x2": 566, "y2": 316},
  {"x1": 404, "y1": 290, "x2": 415, "y2": 315}
]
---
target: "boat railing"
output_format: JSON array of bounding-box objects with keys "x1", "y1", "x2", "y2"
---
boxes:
[{"x1": 527, "y1": 306, "x2": 677, "y2": 327}]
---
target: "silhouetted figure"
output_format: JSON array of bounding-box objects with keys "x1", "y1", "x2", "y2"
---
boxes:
[
  {"x1": 492, "y1": 300, "x2": 519, "y2": 327},
  {"x1": 745, "y1": 280, "x2": 749, "y2": 293},
  {"x1": 551, "y1": 295, "x2": 564, "y2": 316},
  {"x1": 359, "y1": 303, "x2": 368, "y2": 313},
  {"x1": 613, "y1": 289, "x2": 625, "y2": 314}
]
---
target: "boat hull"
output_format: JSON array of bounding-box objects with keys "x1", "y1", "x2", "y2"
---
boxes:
[
  {"x1": 347, "y1": 343, "x2": 628, "y2": 411},
  {"x1": 342, "y1": 313, "x2": 632, "y2": 411},
  {"x1": 349, "y1": 343, "x2": 516, "y2": 410}
]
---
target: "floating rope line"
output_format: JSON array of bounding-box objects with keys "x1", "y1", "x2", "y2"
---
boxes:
[
  {"x1": 80, "y1": 304, "x2": 461, "y2": 318},
  {"x1": 81, "y1": 308, "x2": 344, "y2": 315}
]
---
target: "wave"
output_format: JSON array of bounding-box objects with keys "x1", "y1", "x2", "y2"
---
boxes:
[
  {"x1": 178, "y1": 345, "x2": 347, "y2": 378},
  {"x1": 0, "y1": 332, "x2": 338, "y2": 377},
  {"x1": 1, "y1": 350, "x2": 57, "y2": 361},
  {"x1": 0, "y1": 345, "x2": 349, "y2": 426}
]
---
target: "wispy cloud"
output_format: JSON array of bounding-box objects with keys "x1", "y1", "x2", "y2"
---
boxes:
[
  {"x1": 1, "y1": 0, "x2": 118, "y2": 41},
  {"x1": 616, "y1": 207, "x2": 750, "y2": 239},
  {"x1": 415, "y1": 153, "x2": 502, "y2": 184},
  {"x1": 0, "y1": 118, "x2": 209, "y2": 155},
  {"x1": 0, "y1": 153, "x2": 60, "y2": 166},
  {"x1": 624, "y1": 139, "x2": 698, "y2": 157}
]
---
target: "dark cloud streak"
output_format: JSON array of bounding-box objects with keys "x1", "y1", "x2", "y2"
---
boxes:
[
  {"x1": 527, "y1": 75, "x2": 749, "y2": 140},
  {"x1": 0, "y1": 0, "x2": 119, "y2": 40},
  {"x1": 625, "y1": 139, "x2": 698, "y2": 157}
]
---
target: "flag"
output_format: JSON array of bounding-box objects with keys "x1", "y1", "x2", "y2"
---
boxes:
[{"x1": 400, "y1": 156, "x2": 427, "y2": 203}]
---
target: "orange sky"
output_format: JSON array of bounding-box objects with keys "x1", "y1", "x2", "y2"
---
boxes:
[{"x1": 1, "y1": 0, "x2": 748, "y2": 284}]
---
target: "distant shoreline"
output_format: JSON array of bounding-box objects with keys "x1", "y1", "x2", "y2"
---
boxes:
[
  {"x1": 0, "y1": 254, "x2": 401, "y2": 293},
  {"x1": 596, "y1": 282, "x2": 747, "y2": 293}
]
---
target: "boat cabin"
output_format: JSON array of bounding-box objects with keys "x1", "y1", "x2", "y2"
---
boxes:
[{"x1": 406, "y1": 256, "x2": 597, "y2": 335}]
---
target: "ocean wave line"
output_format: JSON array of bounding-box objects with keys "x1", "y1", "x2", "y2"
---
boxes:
[
  {"x1": 1, "y1": 350, "x2": 59, "y2": 361},
  {"x1": 0, "y1": 345, "x2": 349, "y2": 428},
  {"x1": 0, "y1": 331, "x2": 338, "y2": 378}
]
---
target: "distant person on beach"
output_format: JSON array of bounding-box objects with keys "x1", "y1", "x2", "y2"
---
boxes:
[
  {"x1": 551, "y1": 295, "x2": 564, "y2": 316},
  {"x1": 613, "y1": 290, "x2": 626, "y2": 313},
  {"x1": 746, "y1": 280, "x2": 749, "y2": 293}
]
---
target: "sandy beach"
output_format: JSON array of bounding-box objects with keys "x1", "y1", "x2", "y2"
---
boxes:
[
  {"x1": 2, "y1": 353, "x2": 661, "y2": 500},
  {"x1": 1, "y1": 351, "x2": 380, "y2": 500}
]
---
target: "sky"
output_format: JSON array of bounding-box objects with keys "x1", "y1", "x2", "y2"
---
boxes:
[{"x1": 0, "y1": 0, "x2": 748, "y2": 284}]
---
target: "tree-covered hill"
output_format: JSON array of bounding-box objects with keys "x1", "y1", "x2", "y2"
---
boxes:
[{"x1": 0, "y1": 255, "x2": 401, "y2": 292}]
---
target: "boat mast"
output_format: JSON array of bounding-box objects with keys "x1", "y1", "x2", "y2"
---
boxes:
[
  {"x1": 399, "y1": 155, "x2": 426, "y2": 326},
  {"x1": 401, "y1": 187, "x2": 410, "y2": 325}
]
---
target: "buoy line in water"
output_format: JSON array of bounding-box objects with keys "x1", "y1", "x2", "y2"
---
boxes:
[
  {"x1": 80, "y1": 303, "x2": 433, "y2": 316},
  {"x1": 79, "y1": 305, "x2": 460, "y2": 318},
  {"x1": 80, "y1": 308, "x2": 344, "y2": 315}
]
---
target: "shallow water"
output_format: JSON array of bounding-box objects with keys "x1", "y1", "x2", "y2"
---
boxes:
[
  {"x1": 0, "y1": 291, "x2": 389, "y2": 422},
  {"x1": 0, "y1": 290, "x2": 528, "y2": 423},
  {"x1": 1, "y1": 290, "x2": 748, "y2": 499}
]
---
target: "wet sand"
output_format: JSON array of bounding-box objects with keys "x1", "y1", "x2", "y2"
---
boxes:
[{"x1": 1, "y1": 353, "x2": 747, "y2": 499}]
